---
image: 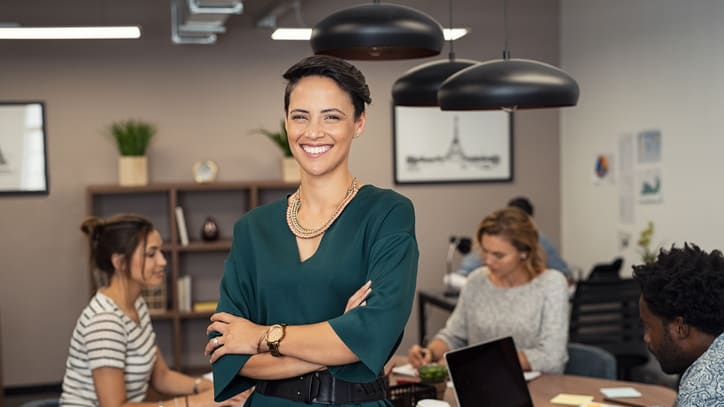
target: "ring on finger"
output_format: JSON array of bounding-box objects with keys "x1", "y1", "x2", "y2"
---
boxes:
[{"x1": 213, "y1": 337, "x2": 219, "y2": 346}]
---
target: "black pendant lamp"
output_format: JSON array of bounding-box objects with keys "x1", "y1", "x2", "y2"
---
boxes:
[
  {"x1": 438, "y1": 0, "x2": 579, "y2": 111},
  {"x1": 392, "y1": 0, "x2": 478, "y2": 106},
  {"x1": 311, "y1": 1, "x2": 445, "y2": 60}
]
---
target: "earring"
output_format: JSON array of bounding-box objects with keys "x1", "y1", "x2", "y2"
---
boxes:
[{"x1": 354, "y1": 132, "x2": 361, "y2": 138}]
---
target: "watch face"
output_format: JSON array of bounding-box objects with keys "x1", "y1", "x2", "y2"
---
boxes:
[{"x1": 267, "y1": 325, "x2": 284, "y2": 342}]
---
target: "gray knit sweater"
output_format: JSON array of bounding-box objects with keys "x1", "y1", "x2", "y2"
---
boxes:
[{"x1": 435, "y1": 267, "x2": 569, "y2": 373}]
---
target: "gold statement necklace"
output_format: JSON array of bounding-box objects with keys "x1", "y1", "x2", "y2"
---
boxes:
[{"x1": 286, "y1": 177, "x2": 359, "y2": 239}]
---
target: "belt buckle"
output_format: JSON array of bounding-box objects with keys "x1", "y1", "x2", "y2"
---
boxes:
[{"x1": 304, "y1": 372, "x2": 321, "y2": 404}]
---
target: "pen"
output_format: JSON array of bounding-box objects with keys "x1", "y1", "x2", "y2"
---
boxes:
[{"x1": 602, "y1": 397, "x2": 649, "y2": 407}]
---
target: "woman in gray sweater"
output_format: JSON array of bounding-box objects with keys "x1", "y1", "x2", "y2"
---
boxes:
[{"x1": 409, "y1": 207, "x2": 569, "y2": 373}]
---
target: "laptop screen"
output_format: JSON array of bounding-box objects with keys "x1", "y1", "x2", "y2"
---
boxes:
[{"x1": 444, "y1": 336, "x2": 534, "y2": 407}]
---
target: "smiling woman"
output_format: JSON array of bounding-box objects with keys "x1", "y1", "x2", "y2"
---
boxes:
[
  {"x1": 207, "y1": 55, "x2": 419, "y2": 406},
  {"x1": 59, "y1": 214, "x2": 249, "y2": 407}
]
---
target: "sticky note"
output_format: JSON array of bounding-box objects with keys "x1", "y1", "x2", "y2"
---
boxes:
[
  {"x1": 550, "y1": 393, "x2": 595, "y2": 405},
  {"x1": 600, "y1": 387, "x2": 642, "y2": 398}
]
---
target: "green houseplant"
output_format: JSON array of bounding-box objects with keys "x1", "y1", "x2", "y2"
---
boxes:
[
  {"x1": 110, "y1": 120, "x2": 156, "y2": 186},
  {"x1": 638, "y1": 221, "x2": 657, "y2": 264},
  {"x1": 111, "y1": 120, "x2": 156, "y2": 156},
  {"x1": 253, "y1": 120, "x2": 299, "y2": 182},
  {"x1": 254, "y1": 119, "x2": 292, "y2": 158}
]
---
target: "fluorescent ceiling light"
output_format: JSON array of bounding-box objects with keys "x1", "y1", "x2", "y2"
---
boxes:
[
  {"x1": 271, "y1": 27, "x2": 468, "y2": 41},
  {"x1": 0, "y1": 26, "x2": 142, "y2": 40}
]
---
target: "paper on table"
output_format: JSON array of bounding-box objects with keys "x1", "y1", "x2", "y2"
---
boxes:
[
  {"x1": 600, "y1": 387, "x2": 642, "y2": 398},
  {"x1": 391, "y1": 363, "x2": 419, "y2": 377},
  {"x1": 524, "y1": 371, "x2": 541, "y2": 381},
  {"x1": 550, "y1": 393, "x2": 594, "y2": 405}
]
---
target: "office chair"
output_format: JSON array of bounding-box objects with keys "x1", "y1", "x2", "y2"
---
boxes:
[
  {"x1": 565, "y1": 342, "x2": 617, "y2": 379},
  {"x1": 587, "y1": 257, "x2": 623, "y2": 281},
  {"x1": 569, "y1": 278, "x2": 649, "y2": 380}
]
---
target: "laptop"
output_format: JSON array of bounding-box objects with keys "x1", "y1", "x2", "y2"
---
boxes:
[{"x1": 444, "y1": 336, "x2": 534, "y2": 407}]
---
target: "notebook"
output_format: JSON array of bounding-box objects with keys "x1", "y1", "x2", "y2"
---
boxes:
[{"x1": 444, "y1": 336, "x2": 534, "y2": 407}]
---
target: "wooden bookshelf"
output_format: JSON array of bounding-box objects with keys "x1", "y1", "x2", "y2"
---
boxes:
[{"x1": 86, "y1": 180, "x2": 296, "y2": 371}]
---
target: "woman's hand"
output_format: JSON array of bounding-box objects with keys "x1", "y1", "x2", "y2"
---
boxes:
[
  {"x1": 205, "y1": 312, "x2": 267, "y2": 363},
  {"x1": 408, "y1": 344, "x2": 433, "y2": 368},
  {"x1": 344, "y1": 280, "x2": 372, "y2": 313},
  {"x1": 190, "y1": 388, "x2": 252, "y2": 407}
]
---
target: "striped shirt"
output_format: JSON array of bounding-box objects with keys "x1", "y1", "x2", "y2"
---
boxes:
[{"x1": 60, "y1": 292, "x2": 158, "y2": 407}]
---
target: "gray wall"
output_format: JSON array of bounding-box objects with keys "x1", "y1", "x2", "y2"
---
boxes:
[
  {"x1": 0, "y1": 0, "x2": 562, "y2": 386},
  {"x1": 560, "y1": 0, "x2": 724, "y2": 275}
]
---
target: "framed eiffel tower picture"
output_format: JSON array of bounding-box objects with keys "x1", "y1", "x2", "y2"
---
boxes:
[{"x1": 393, "y1": 106, "x2": 513, "y2": 184}]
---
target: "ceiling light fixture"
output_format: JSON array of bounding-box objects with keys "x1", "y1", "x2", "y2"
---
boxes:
[
  {"x1": 438, "y1": 0, "x2": 579, "y2": 111},
  {"x1": 310, "y1": 1, "x2": 445, "y2": 60},
  {"x1": 271, "y1": 27, "x2": 468, "y2": 41},
  {"x1": 392, "y1": 0, "x2": 478, "y2": 106},
  {"x1": 0, "y1": 26, "x2": 141, "y2": 40}
]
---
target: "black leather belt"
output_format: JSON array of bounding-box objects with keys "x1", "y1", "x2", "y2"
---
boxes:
[{"x1": 255, "y1": 370, "x2": 388, "y2": 404}]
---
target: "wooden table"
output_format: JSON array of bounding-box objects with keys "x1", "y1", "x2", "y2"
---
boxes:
[{"x1": 388, "y1": 356, "x2": 676, "y2": 407}]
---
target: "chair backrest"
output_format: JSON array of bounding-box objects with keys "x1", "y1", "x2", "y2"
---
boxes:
[
  {"x1": 587, "y1": 257, "x2": 623, "y2": 281},
  {"x1": 565, "y1": 342, "x2": 617, "y2": 379},
  {"x1": 20, "y1": 399, "x2": 59, "y2": 407},
  {"x1": 569, "y1": 278, "x2": 644, "y2": 346}
]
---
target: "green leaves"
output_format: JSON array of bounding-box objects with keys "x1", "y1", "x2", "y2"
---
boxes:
[
  {"x1": 638, "y1": 221, "x2": 657, "y2": 264},
  {"x1": 417, "y1": 364, "x2": 448, "y2": 383},
  {"x1": 110, "y1": 120, "x2": 156, "y2": 156},
  {"x1": 253, "y1": 119, "x2": 292, "y2": 157}
]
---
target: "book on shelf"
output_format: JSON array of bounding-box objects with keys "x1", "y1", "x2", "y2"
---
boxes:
[
  {"x1": 177, "y1": 275, "x2": 192, "y2": 312},
  {"x1": 175, "y1": 206, "x2": 189, "y2": 246},
  {"x1": 193, "y1": 301, "x2": 218, "y2": 312}
]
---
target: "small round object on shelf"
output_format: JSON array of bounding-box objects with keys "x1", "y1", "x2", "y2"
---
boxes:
[
  {"x1": 192, "y1": 160, "x2": 218, "y2": 183},
  {"x1": 201, "y1": 216, "x2": 219, "y2": 241}
]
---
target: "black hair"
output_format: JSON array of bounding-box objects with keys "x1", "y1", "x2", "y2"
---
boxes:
[
  {"x1": 507, "y1": 197, "x2": 534, "y2": 217},
  {"x1": 282, "y1": 55, "x2": 371, "y2": 119},
  {"x1": 633, "y1": 243, "x2": 724, "y2": 336},
  {"x1": 81, "y1": 214, "x2": 155, "y2": 286}
]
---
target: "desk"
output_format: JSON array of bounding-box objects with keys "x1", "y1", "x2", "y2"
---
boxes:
[
  {"x1": 417, "y1": 290, "x2": 457, "y2": 344},
  {"x1": 389, "y1": 356, "x2": 676, "y2": 407}
]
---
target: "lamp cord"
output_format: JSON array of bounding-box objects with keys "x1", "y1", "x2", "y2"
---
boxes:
[
  {"x1": 503, "y1": 0, "x2": 510, "y2": 59},
  {"x1": 448, "y1": 0, "x2": 456, "y2": 61}
]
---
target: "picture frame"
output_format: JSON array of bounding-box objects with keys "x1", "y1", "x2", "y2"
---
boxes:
[
  {"x1": 0, "y1": 101, "x2": 49, "y2": 195},
  {"x1": 393, "y1": 106, "x2": 513, "y2": 184}
]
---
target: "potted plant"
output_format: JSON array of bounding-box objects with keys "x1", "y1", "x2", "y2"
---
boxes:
[
  {"x1": 253, "y1": 119, "x2": 299, "y2": 183},
  {"x1": 638, "y1": 221, "x2": 657, "y2": 264},
  {"x1": 417, "y1": 364, "x2": 449, "y2": 400},
  {"x1": 110, "y1": 119, "x2": 156, "y2": 186}
]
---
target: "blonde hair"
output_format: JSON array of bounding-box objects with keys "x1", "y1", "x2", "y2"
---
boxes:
[{"x1": 476, "y1": 207, "x2": 546, "y2": 279}]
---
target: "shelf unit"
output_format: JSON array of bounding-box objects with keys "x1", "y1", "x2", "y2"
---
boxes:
[{"x1": 86, "y1": 181, "x2": 296, "y2": 371}]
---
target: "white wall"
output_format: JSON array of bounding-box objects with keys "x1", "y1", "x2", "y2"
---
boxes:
[{"x1": 560, "y1": 0, "x2": 724, "y2": 276}]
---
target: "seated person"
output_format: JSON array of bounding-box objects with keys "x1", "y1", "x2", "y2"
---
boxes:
[
  {"x1": 60, "y1": 215, "x2": 248, "y2": 407},
  {"x1": 409, "y1": 207, "x2": 569, "y2": 373},
  {"x1": 457, "y1": 197, "x2": 574, "y2": 282},
  {"x1": 633, "y1": 243, "x2": 724, "y2": 406}
]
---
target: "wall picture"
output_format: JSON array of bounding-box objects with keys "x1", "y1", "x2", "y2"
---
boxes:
[
  {"x1": 393, "y1": 106, "x2": 513, "y2": 184},
  {"x1": 0, "y1": 101, "x2": 49, "y2": 195}
]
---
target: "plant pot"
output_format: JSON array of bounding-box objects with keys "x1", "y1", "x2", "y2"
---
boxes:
[
  {"x1": 281, "y1": 157, "x2": 300, "y2": 183},
  {"x1": 119, "y1": 156, "x2": 148, "y2": 186}
]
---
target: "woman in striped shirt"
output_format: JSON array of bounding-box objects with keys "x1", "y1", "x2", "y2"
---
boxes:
[{"x1": 60, "y1": 214, "x2": 247, "y2": 407}]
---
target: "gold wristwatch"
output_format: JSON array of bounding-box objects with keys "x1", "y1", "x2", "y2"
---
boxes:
[{"x1": 266, "y1": 323, "x2": 287, "y2": 357}]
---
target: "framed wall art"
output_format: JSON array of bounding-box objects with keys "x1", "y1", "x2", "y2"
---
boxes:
[
  {"x1": 0, "y1": 101, "x2": 49, "y2": 195},
  {"x1": 393, "y1": 106, "x2": 513, "y2": 184}
]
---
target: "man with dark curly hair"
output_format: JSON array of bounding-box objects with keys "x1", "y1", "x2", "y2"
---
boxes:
[{"x1": 633, "y1": 243, "x2": 724, "y2": 406}]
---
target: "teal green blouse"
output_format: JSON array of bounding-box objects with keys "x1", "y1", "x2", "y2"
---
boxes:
[{"x1": 212, "y1": 185, "x2": 419, "y2": 406}]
